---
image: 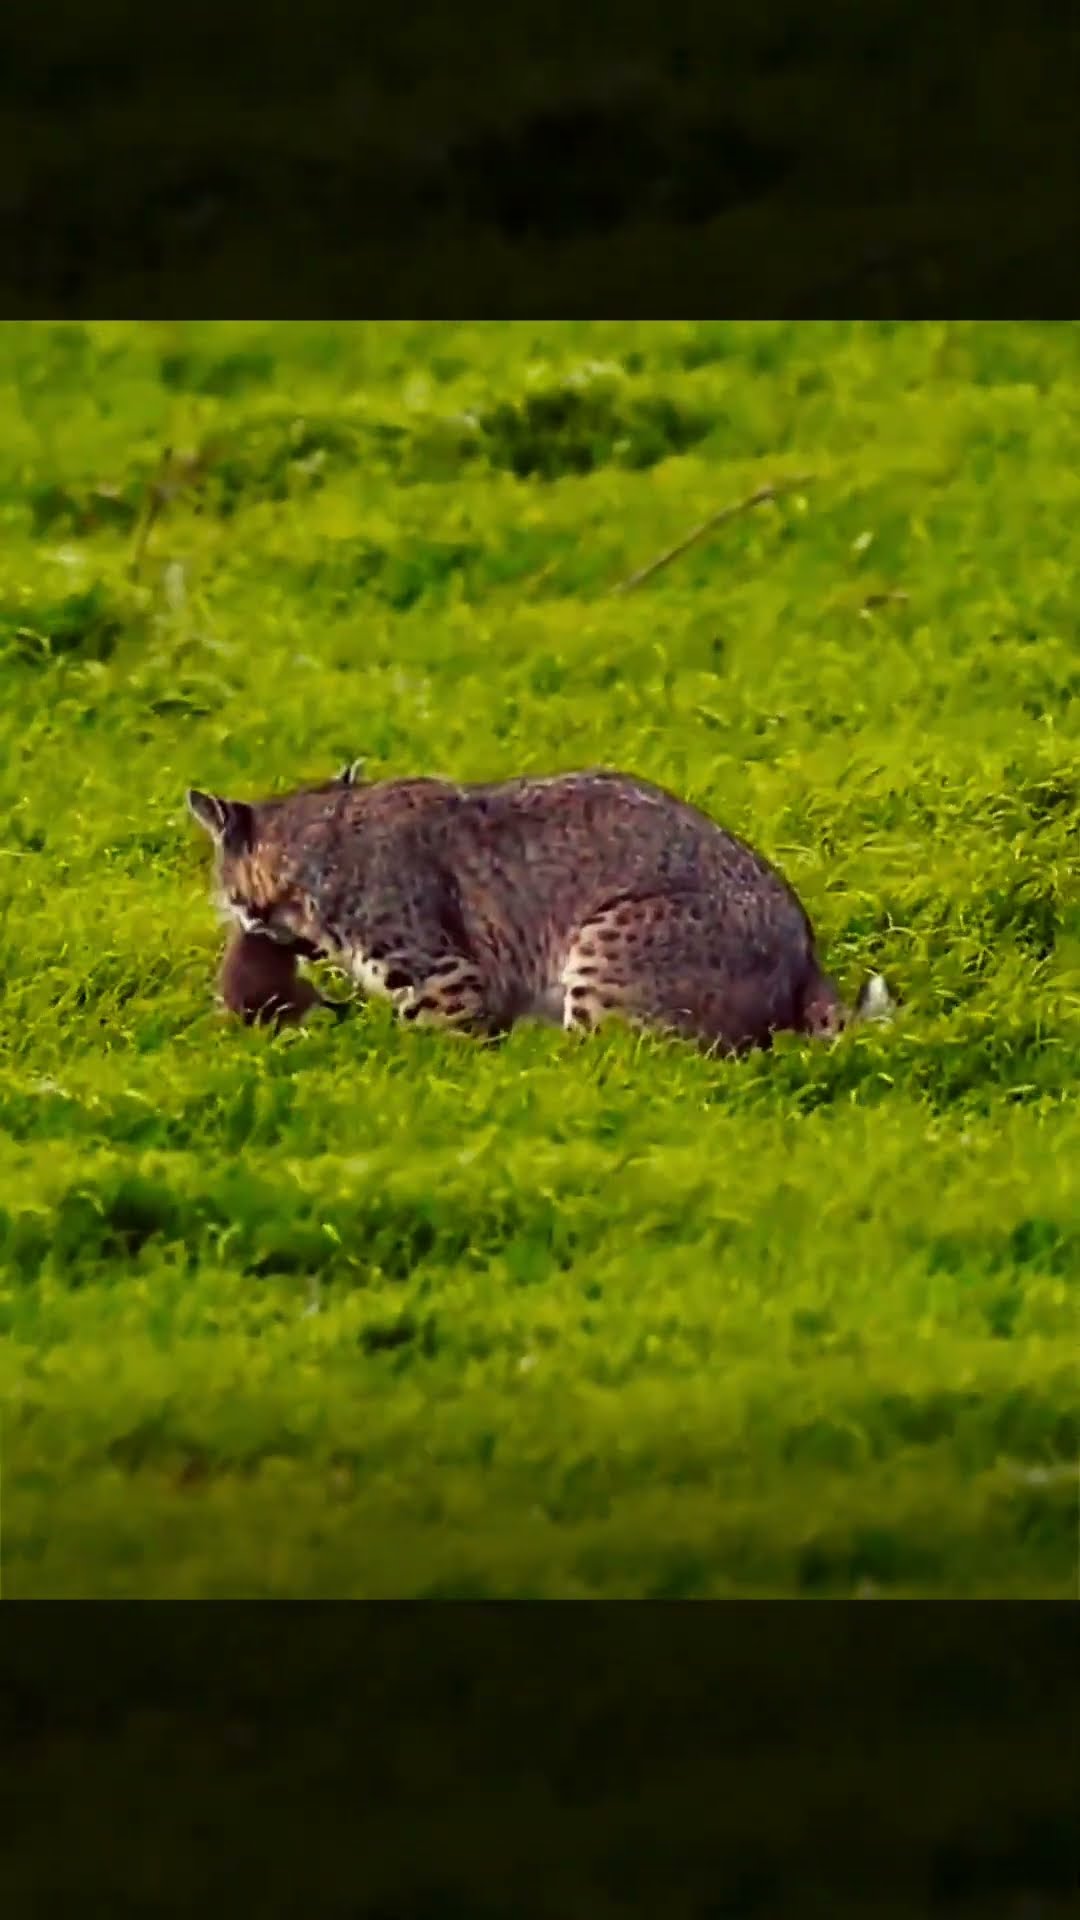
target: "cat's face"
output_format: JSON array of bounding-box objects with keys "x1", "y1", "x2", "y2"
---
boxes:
[
  {"x1": 186, "y1": 762, "x2": 363, "y2": 955},
  {"x1": 186, "y1": 787, "x2": 292, "y2": 938}
]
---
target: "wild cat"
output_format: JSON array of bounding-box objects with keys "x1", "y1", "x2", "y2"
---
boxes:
[{"x1": 187, "y1": 764, "x2": 893, "y2": 1051}]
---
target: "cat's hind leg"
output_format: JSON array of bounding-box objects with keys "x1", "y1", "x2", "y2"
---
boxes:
[{"x1": 559, "y1": 891, "x2": 816, "y2": 1054}]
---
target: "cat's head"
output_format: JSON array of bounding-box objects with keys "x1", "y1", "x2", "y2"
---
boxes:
[{"x1": 186, "y1": 761, "x2": 363, "y2": 953}]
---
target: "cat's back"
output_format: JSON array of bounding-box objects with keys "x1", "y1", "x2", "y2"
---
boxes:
[
  {"x1": 275, "y1": 769, "x2": 800, "y2": 915},
  {"x1": 460, "y1": 767, "x2": 781, "y2": 879},
  {"x1": 419, "y1": 767, "x2": 805, "y2": 939}
]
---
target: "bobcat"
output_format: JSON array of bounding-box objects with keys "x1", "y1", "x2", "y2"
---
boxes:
[{"x1": 187, "y1": 763, "x2": 893, "y2": 1051}]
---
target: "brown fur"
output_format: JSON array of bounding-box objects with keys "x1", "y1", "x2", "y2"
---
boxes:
[
  {"x1": 218, "y1": 929, "x2": 321, "y2": 1028},
  {"x1": 188, "y1": 767, "x2": 889, "y2": 1054},
  {"x1": 217, "y1": 928, "x2": 349, "y2": 1029}
]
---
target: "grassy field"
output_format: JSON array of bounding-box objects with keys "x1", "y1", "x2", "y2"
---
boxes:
[{"x1": 1, "y1": 320, "x2": 1077, "y2": 1598}]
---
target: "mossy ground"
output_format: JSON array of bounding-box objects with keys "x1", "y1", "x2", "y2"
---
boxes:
[{"x1": 1, "y1": 321, "x2": 1077, "y2": 1596}]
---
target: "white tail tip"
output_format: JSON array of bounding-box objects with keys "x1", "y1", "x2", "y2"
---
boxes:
[{"x1": 855, "y1": 973, "x2": 896, "y2": 1023}]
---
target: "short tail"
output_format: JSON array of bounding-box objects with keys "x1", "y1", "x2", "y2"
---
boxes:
[
  {"x1": 798, "y1": 967, "x2": 897, "y2": 1037},
  {"x1": 853, "y1": 973, "x2": 896, "y2": 1024}
]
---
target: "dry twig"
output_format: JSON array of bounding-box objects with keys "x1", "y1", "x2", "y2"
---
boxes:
[
  {"x1": 610, "y1": 474, "x2": 814, "y2": 596},
  {"x1": 129, "y1": 446, "x2": 207, "y2": 579}
]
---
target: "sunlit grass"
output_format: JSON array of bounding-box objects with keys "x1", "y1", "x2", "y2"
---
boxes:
[{"x1": 1, "y1": 321, "x2": 1077, "y2": 1595}]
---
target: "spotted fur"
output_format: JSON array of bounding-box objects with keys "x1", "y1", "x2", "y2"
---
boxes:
[{"x1": 186, "y1": 768, "x2": 894, "y2": 1052}]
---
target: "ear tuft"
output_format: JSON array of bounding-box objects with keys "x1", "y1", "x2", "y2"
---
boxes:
[
  {"x1": 336, "y1": 759, "x2": 365, "y2": 787},
  {"x1": 186, "y1": 789, "x2": 254, "y2": 852},
  {"x1": 855, "y1": 973, "x2": 896, "y2": 1023}
]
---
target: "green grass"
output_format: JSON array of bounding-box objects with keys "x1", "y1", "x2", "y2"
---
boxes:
[{"x1": 1, "y1": 320, "x2": 1077, "y2": 1597}]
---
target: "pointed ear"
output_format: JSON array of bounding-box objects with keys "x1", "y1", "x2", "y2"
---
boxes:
[
  {"x1": 335, "y1": 759, "x2": 365, "y2": 787},
  {"x1": 186, "y1": 789, "x2": 254, "y2": 852}
]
